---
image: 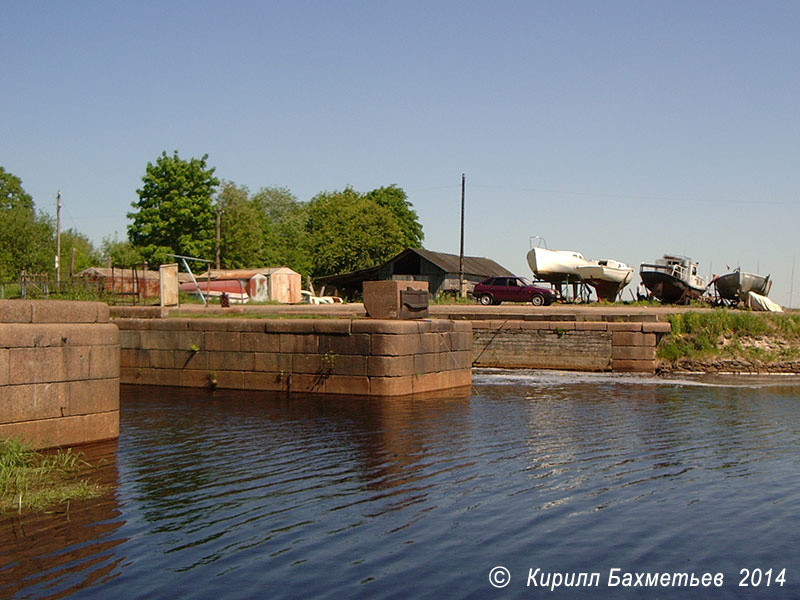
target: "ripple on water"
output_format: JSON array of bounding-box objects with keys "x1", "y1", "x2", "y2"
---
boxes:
[{"x1": 2, "y1": 376, "x2": 799, "y2": 599}]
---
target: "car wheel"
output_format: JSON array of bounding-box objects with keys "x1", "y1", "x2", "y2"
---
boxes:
[
  {"x1": 479, "y1": 294, "x2": 493, "y2": 305},
  {"x1": 531, "y1": 294, "x2": 545, "y2": 306}
]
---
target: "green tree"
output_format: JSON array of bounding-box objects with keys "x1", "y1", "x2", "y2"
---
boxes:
[
  {"x1": 59, "y1": 229, "x2": 101, "y2": 276},
  {"x1": 101, "y1": 234, "x2": 143, "y2": 267},
  {"x1": 0, "y1": 167, "x2": 55, "y2": 280},
  {"x1": 251, "y1": 186, "x2": 312, "y2": 275},
  {"x1": 306, "y1": 187, "x2": 406, "y2": 277},
  {"x1": 364, "y1": 184, "x2": 423, "y2": 249},
  {"x1": 217, "y1": 182, "x2": 265, "y2": 269},
  {"x1": 127, "y1": 151, "x2": 219, "y2": 265}
]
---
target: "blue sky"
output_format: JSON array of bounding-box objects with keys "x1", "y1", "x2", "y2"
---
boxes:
[{"x1": 3, "y1": 1, "x2": 799, "y2": 306}]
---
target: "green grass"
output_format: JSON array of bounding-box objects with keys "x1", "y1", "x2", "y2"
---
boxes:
[
  {"x1": 657, "y1": 310, "x2": 800, "y2": 363},
  {"x1": 0, "y1": 439, "x2": 106, "y2": 514}
]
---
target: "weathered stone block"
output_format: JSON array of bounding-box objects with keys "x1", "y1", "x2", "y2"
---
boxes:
[
  {"x1": 331, "y1": 354, "x2": 368, "y2": 377},
  {"x1": 0, "y1": 300, "x2": 33, "y2": 323},
  {"x1": 319, "y1": 333, "x2": 370, "y2": 355},
  {"x1": 279, "y1": 333, "x2": 318, "y2": 354},
  {"x1": 66, "y1": 379, "x2": 119, "y2": 415},
  {"x1": 612, "y1": 332, "x2": 656, "y2": 347},
  {"x1": 363, "y1": 280, "x2": 429, "y2": 319},
  {"x1": 612, "y1": 345, "x2": 657, "y2": 360},
  {"x1": 313, "y1": 320, "x2": 353, "y2": 335},
  {"x1": 31, "y1": 300, "x2": 106, "y2": 324},
  {"x1": 213, "y1": 369, "x2": 246, "y2": 390},
  {"x1": 204, "y1": 331, "x2": 241, "y2": 352},
  {"x1": 612, "y1": 359, "x2": 656, "y2": 372},
  {"x1": 370, "y1": 334, "x2": 420, "y2": 356},
  {"x1": 367, "y1": 355, "x2": 416, "y2": 377},
  {"x1": 642, "y1": 322, "x2": 672, "y2": 333},
  {"x1": 264, "y1": 320, "x2": 317, "y2": 334},
  {"x1": 575, "y1": 321, "x2": 608, "y2": 331},
  {"x1": 0, "y1": 382, "x2": 66, "y2": 423},
  {"x1": 0, "y1": 349, "x2": 8, "y2": 385},
  {"x1": 286, "y1": 373, "x2": 326, "y2": 394},
  {"x1": 288, "y1": 353, "x2": 323, "y2": 374},
  {"x1": 351, "y1": 319, "x2": 420, "y2": 334},
  {"x1": 370, "y1": 375, "x2": 413, "y2": 396},
  {"x1": 324, "y1": 375, "x2": 371, "y2": 396},
  {"x1": 254, "y1": 352, "x2": 280, "y2": 372},
  {"x1": 241, "y1": 332, "x2": 281, "y2": 352},
  {"x1": 414, "y1": 352, "x2": 440, "y2": 374},
  {"x1": 119, "y1": 329, "x2": 141, "y2": 349},
  {"x1": 209, "y1": 351, "x2": 254, "y2": 372},
  {"x1": 90, "y1": 344, "x2": 120, "y2": 379},
  {"x1": 245, "y1": 371, "x2": 286, "y2": 392},
  {"x1": 607, "y1": 322, "x2": 643, "y2": 332},
  {"x1": 10, "y1": 347, "x2": 64, "y2": 384}
]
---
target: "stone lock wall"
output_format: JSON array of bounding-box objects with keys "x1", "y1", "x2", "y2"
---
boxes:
[
  {"x1": 472, "y1": 320, "x2": 670, "y2": 372},
  {"x1": 0, "y1": 300, "x2": 120, "y2": 449},
  {"x1": 117, "y1": 317, "x2": 473, "y2": 396}
]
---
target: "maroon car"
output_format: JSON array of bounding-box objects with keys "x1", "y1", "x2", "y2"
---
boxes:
[{"x1": 472, "y1": 276, "x2": 557, "y2": 306}]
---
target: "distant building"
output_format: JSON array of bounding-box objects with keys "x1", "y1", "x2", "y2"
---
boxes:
[
  {"x1": 314, "y1": 248, "x2": 515, "y2": 299},
  {"x1": 77, "y1": 267, "x2": 161, "y2": 299},
  {"x1": 183, "y1": 267, "x2": 302, "y2": 303}
]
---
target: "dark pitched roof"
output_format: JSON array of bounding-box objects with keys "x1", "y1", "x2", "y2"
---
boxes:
[
  {"x1": 315, "y1": 248, "x2": 514, "y2": 286},
  {"x1": 405, "y1": 248, "x2": 514, "y2": 278}
]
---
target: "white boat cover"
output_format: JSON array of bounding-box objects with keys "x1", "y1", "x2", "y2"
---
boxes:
[{"x1": 745, "y1": 291, "x2": 783, "y2": 312}]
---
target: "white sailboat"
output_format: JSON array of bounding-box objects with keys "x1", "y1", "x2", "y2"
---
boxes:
[{"x1": 527, "y1": 237, "x2": 633, "y2": 301}]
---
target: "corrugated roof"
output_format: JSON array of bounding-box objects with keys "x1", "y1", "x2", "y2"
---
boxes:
[
  {"x1": 77, "y1": 267, "x2": 161, "y2": 280},
  {"x1": 195, "y1": 267, "x2": 300, "y2": 279}
]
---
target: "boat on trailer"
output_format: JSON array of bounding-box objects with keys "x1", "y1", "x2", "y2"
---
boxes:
[
  {"x1": 527, "y1": 237, "x2": 633, "y2": 301},
  {"x1": 639, "y1": 255, "x2": 707, "y2": 304},
  {"x1": 712, "y1": 268, "x2": 772, "y2": 303},
  {"x1": 575, "y1": 259, "x2": 634, "y2": 302}
]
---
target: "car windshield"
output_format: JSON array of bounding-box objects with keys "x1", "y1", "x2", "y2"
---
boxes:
[{"x1": 517, "y1": 277, "x2": 533, "y2": 286}]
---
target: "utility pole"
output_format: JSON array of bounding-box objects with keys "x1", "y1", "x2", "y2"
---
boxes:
[
  {"x1": 215, "y1": 206, "x2": 222, "y2": 270},
  {"x1": 459, "y1": 174, "x2": 466, "y2": 297},
  {"x1": 55, "y1": 191, "x2": 62, "y2": 286}
]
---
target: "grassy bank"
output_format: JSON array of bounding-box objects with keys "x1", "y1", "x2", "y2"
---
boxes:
[
  {"x1": 0, "y1": 439, "x2": 106, "y2": 514},
  {"x1": 657, "y1": 310, "x2": 800, "y2": 369}
]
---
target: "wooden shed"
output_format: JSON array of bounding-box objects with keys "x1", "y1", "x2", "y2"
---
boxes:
[{"x1": 315, "y1": 248, "x2": 514, "y2": 300}]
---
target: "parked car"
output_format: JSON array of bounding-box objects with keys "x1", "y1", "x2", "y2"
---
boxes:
[{"x1": 472, "y1": 276, "x2": 557, "y2": 306}]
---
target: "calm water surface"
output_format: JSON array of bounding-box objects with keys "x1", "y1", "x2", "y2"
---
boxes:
[{"x1": 1, "y1": 370, "x2": 799, "y2": 599}]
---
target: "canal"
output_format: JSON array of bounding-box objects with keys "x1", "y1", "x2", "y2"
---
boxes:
[{"x1": 2, "y1": 371, "x2": 798, "y2": 598}]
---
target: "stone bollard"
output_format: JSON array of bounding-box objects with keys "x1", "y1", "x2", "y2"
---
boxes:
[{"x1": 362, "y1": 280, "x2": 429, "y2": 319}]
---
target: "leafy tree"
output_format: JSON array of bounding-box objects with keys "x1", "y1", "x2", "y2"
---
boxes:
[
  {"x1": 216, "y1": 182, "x2": 265, "y2": 269},
  {"x1": 59, "y1": 229, "x2": 102, "y2": 276},
  {"x1": 364, "y1": 184, "x2": 423, "y2": 249},
  {"x1": 101, "y1": 234, "x2": 143, "y2": 267},
  {"x1": 306, "y1": 187, "x2": 406, "y2": 277},
  {"x1": 1, "y1": 166, "x2": 34, "y2": 212},
  {"x1": 127, "y1": 151, "x2": 219, "y2": 266},
  {"x1": 0, "y1": 167, "x2": 55, "y2": 280},
  {"x1": 251, "y1": 186, "x2": 312, "y2": 275}
]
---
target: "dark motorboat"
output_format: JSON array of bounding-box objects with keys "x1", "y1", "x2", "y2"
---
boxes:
[
  {"x1": 712, "y1": 268, "x2": 772, "y2": 303},
  {"x1": 639, "y1": 255, "x2": 707, "y2": 304}
]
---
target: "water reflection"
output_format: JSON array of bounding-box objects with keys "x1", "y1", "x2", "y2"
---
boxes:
[
  {"x1": 2, "y1": 374, "x2": 799, "y2": 599},
  {"x1": 0, "y1": 441, "x2": 124, "y2": 598}
]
